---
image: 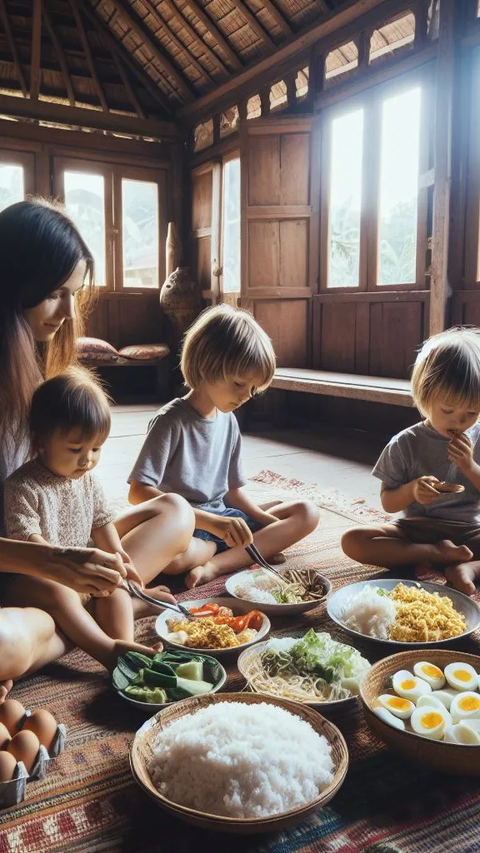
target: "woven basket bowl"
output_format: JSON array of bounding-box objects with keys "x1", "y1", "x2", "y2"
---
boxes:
[
  {"x1": 130, "y1": 691, "x2": 349, "y2": 834},
  {"x1": 361, "y1": 649, "x2": 480, "y2": 775}
]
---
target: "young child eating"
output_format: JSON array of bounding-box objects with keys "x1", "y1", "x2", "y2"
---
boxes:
[
  {"x1": 128, "y1": 304, "x2": 320, "y2": 588},
  {"x1": 3, "y1": 368, "x2": 192, "y2": 670},
  {"x1": 341, "y1": 326, "x2": 480, "y2": 595}
]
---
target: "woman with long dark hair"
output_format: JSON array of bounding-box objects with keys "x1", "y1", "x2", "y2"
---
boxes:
[{"x1": 0, "y1": 199, "x2": 194, "y2": 693}]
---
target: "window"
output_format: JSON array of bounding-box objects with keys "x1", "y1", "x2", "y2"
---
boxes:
[
  {"x1": 222, "y1": 157, "x2": 241, "y2": 294},
  {"x1": 0, "y1": 151, "x2": 34, "y2": 212},
  {"x1": 191, "y1": 154, "x2": 241, "y2": 302},
  {"x1": 322, "y1": 80, "x2": 427, "y2": 290},
  {"x1": 64, "y1": 171, "x2": 106, "y2": 286},
  {"x1": 370, "y1": 12, "x2": 416, "y2": 63},
  {"x1": 122, "y1": 179, "x2": 159, "y2": 289},
  {"x1": 327, "y1": 109, "x2": 364, "y2": 288},
  {"x1": 325, "y1": 41, "x2": 359, "y2": 87},
  {"x1": 378, "y1": 87, "x2": 421, "y2": 284},
  {"x1": 56, "y1": 158, "x2": 165, "y2": 291}
]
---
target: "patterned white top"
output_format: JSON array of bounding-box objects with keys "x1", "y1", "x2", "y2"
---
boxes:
[{"x1": 3, "y1": 458, "x2": 116, "y2": 546}]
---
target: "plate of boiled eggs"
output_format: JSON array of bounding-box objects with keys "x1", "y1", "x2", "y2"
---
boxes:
[{"x1": 372, "y1": 660, "x2": 480, "y2": 744}]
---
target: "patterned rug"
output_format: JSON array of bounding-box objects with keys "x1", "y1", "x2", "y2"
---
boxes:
[{"x1": 2, "y1": 471, "x2": 480, "y2": 853}]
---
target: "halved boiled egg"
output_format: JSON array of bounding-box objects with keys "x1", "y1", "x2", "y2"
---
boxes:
[
  {"x1": 392, "y1": 670, "x2": 432, "y2": 701},
  {"x1": 376, "y1": 694, "x2": 415, "y2": 719},
  {"x1": 450, "y1": 691, "x2": 480, "y2": 723},
  {"x1": 410, "y1": 705, "x2": 450, "y2": 740},
  {"x1": 429, "y1": 688, "x2": 458, "y2": 710},
  {"x1": 373, "y1": 705, "x2": 406, "y2": 731},
  {"x1": 416, "y1": 695, "x2": 448, "y2": 712},
  {"x1": 444, "y1": 721, "x2": 480, "y2": 745},
  {"x1": 444, "y1": 662, "x2": 478, "y2": 691},
  {"x1": 413, "y1": 662, "x2": 445, "y2": 690}
]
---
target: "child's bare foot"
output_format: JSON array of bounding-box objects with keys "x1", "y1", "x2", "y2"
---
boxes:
[
  {"x1": 106, "y1": 639, "x2": 162, "y2": 672},
  {"x1": 433, "y1": 540, "x2": 473, "y2": 564},
  {"x1": 444, "y1": 561, "x2": 480, "y2": 596},
  {"x1": 132, "y1": 584, "x2": 177, "y2": 619},
  {"x1": 0, "y1": 680, "x2": 13, "y2": 703},
  {"x1": 269, "y1": 553, "x2": 286, "y2": 565},
  {"x1": 185, "y1": 561, "x2": 218, "y2": 589}
]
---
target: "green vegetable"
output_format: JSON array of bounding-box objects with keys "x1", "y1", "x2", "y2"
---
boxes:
[
  {"x1": 149, "y1": 660, "x2": 177, "y2": 678},
  {"x1": 125, "y1": 685, "x2": 168, "y2": 704},
  {"x1": 124, "y1": 651, "x2": 154, "y2": 670},
  {"x1": 175, "y1": 661, "x2": 204, "y2": 681},
  {"x1": 176, "y1": 676, "x2": 213, "y2": 696},
  {"x1": 144, "y1": 667, "x2": 177, "y2": 689}
]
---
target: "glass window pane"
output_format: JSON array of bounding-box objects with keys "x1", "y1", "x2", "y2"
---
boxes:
[
  {"x1": 0, "y1": 164, "x2": 24, "y2": 212},
  {"x1": 222, "y1": 158, "x2": 241, "y2": 294},
  {"x1": 328, "y1": 109, "x2": 364, "y2": 287},
  {"x1": 378, "y1": 87, "x2": 421, "y2": 285},
  {"x1": 122, "y1": 179, "x2": 159, "y2": 289},
  {"x1": 64, "y1": 171, "x2": 106, "y2": 286}
]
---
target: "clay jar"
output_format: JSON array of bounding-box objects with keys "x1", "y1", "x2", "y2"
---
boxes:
[{"x1": 159, "y1": 267, "x2": 202, "y2": 342}]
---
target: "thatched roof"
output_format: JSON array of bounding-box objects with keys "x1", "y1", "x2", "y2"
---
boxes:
[
  {"x1": 0, "y1": 0, "x2": 433, "y2": 130},
  {"x1": 0, "y1": 0, "x2": 351, "y2": 121}
]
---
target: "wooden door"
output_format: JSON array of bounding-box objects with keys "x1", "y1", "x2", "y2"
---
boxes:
[{"x1": 240, "y1": 117, "x2": 315, "y2": 367}]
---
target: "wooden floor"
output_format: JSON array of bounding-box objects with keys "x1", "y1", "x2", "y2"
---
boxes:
[{"x1": 97, "y1": 403, "x2": 386, "y2": 511}]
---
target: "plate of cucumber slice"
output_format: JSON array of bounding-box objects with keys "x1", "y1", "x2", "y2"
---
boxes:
[{"x1": 112, "y1": 649, "x2": 228, "y2": 712}]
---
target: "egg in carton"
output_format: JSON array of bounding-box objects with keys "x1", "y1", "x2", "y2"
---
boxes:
[{"x1": 0, "y1": 701, "x2": 67, "y2": 807}]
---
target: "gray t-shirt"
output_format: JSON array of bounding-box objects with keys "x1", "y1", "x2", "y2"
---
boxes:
[
  {"x1": 128, "y1": 397, "x2": 245, "y2": 513},
  {"x1": 373, "y1": 420, "x2": 480, "y2": 522}
]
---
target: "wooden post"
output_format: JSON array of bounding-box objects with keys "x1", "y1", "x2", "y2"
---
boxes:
[{"x1": 429, "y1": 0, "x2": 456, "y2": 335}]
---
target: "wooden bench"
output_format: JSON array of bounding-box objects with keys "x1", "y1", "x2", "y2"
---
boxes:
[{"x1": 271, "y1": 368, "x2": 413, "y2": 407}]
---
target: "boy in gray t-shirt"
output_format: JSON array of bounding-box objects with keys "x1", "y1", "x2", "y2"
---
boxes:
[
  {"x1": 128, "y1": 305, "x2": 320, "y2": 589},
  {"x1": 341, "y1": 327, "x2": 480, "y2": 596}
]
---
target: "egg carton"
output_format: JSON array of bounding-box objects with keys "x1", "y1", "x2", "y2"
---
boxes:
[{"x1": 0, "y1": 715, "x2": 67, "y2": 808}]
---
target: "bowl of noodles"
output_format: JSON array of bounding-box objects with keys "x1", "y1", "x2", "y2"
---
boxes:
[
  {"x1": 237, "y1": 630, "x2": 371, "y2": 710},
  {"x1": 225, "y1": 568, "x2": 331, "y2": 615}
]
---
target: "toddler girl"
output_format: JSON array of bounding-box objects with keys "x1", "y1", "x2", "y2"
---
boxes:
[
  {"x1": 129, "y1": 304, "x2": 320, "y2": 588},
  {"x1": 341, "y1": 326, "x2": 480, "y2": 595},
  {"x1": 3, "y1": 368, "x2": 174, "y2": 670}
]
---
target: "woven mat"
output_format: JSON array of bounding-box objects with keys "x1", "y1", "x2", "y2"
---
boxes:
[{"x1": 2, "y1": 471, "x2": 480, "y2": 853}]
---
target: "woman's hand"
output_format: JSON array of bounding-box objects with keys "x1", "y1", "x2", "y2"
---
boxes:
[
  {"x1": 206, "y1": 515, "x2": 254, "y2": 548},
  {"x1": 35, "y1": 545, "x2": 126, "y2": 595},
  {"x1": 115, "y1": 549, "x2": 144, "y2": 588}
]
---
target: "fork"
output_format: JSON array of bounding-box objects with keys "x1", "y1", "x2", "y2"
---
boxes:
[
  {"x1": 123, "y1": 580, "x2": 197, "y2": 621},
  {"x1": 245, "y1": 543, "x2": 288, "y2": 585}
]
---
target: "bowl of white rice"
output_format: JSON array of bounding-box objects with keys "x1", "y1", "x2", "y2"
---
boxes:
[
  {"x1": 225, "y1": 567, "x2": 331, "y2": 615},
  {"x1": 130, "y1": 692, "x2": 349, "y2": 833}
]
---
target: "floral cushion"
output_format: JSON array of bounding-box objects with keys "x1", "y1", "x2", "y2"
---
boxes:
[
  {"x1": 117, "y1": 344, "x2": 170, "y2": 361},
  {"x1": 77, "y1": 337, "x2": 120, "y2": 362}
]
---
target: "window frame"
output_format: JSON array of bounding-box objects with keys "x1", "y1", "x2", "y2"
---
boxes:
[
  {"x1": 54, "y1": 156, "x2": 167, "y2": 293},
  {"x1": 0, "y1": 149, "x2": 35, "y2": 204},
  {"x1": 464, "y1": 46, "x2": 480, "y2": 288},
  {"x1": 318, "y1": 67, "x2": 432, "y2": 293}
]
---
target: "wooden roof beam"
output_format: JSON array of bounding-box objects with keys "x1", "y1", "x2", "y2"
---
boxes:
[
  {"x1": 182, "y1": 0, "x2": 243, "y2": 71},
  {"x1": 160, "y1": 0, "x2": 231, "y2": 79},
  {"x1": 111, "y1": 51, "x2": 146, "y2": 119},
  {"x1": 178, "y1": 0, "x2": 412, "y2": 121},
  {"x1": 70, "y1": 1, "x2": 109, "y2": 112},
  {"x1": 140, "y1": 0, "x2": 216, "y2": 87},
  {"x1": 107, "y1": 0, "x2": 196, "y2": 102},
  {"x1": 229, "y1": 0, "x2": 275, "y2": 49},
  {"x1": 30, "y1": 0, "x2": 42, "y2": 101},
  {"x1": 78, "y1": 0, "x2": 174, "y2": 116},
  {"x1": 0, "y1": 90, "x2": 181, "y2": 138},
  {"x1": 0, "y1": 0, "x2": 28, "y2": 97},
  {"x1": 43, "y1": 0, "x2": 75, "y2": 106}
]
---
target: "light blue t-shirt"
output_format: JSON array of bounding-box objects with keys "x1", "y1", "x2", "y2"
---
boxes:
[
  {"x1": 372, "y1": 420, "x2": 480, "y2": 523},
  {"x1": 128, "y1": 397, "x2": 245, "y2": 513}
]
